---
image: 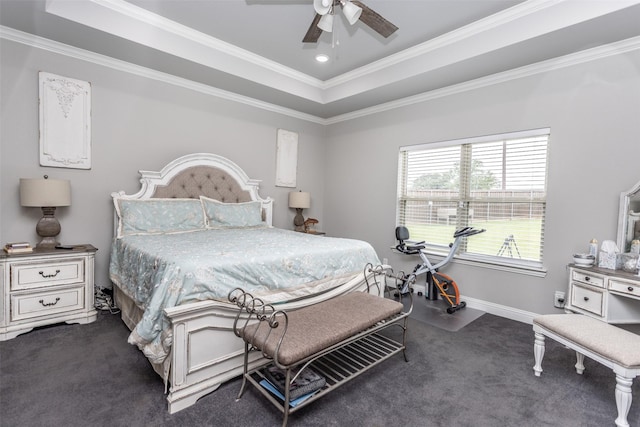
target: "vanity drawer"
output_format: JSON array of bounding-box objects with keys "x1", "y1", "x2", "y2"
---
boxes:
[
  {"x1": 10, "y1": 258, "x2": 85, "y2": 291},
  {"x1": 11, "y1": 286, "x2": 85, "y2": 321},
  {"x1": 609, "y1": 279, "x2": 640, "y2": 299},
  {"x1": 571, "y1": 283, "x2": 604, "y2": 316},
  {"x1": 571, "y1": 270, "x2": 604, "y2": 288}
]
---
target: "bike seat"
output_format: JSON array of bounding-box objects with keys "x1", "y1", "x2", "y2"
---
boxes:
[
  {"x1": 396, "y1": 242, "x2": 426, "y2": 255},
  {"x1": 395, "y1": 226, "x2": 425, "y2": 254}
]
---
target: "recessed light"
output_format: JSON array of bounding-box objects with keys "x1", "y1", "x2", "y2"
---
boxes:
[{"x1": 315, "y1": 54, "x2": 330, "y2": 63}]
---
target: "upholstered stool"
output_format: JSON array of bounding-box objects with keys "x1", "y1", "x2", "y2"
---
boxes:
[{"x1": 532, "y1": 314, "x2": 640, "y2": 427}]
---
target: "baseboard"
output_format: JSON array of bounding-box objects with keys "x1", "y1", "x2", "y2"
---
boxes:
[{"x1": 411, "y1": 284, "x2": 538, "y2": 325}]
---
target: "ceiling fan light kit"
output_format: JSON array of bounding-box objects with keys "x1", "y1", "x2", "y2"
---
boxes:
[
  {"x1": 318, "y1": 12, "x2": 334, "y2": 33},
  {"x1": 303, "y1": 0, "x2": 398, "y2": 43},
  {"x1": 341, "y1": 1, "x2": 362, "y2": 25},
  {"x1": 313, "y1": 0, "x2": 332, "y2": 15}
]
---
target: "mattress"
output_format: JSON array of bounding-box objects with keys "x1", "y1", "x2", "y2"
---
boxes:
[{"x1": 109, "y1": 227, "x2": 380, "y2": 363}]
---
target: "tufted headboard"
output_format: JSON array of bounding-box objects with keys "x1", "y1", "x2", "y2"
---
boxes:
[
  {"x1": 111, "y1": 153, "x2": 273, "y2": 229},
  {"x1": 151, "y1": 165, "x2": 253, "y2": 203}
]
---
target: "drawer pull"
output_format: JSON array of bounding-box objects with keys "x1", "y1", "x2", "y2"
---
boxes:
[
  {"x1": 583, "y1": 297, "x2": 589, "y2": 301},
  {"x1": 585, "y1": 277, "x2": 590, "y2": 282},
  {"x1": 39, "y1": 269, "x2": 60, "y2": 278},
  {"x1": 39, "y1": 297, "x2": 60, "y2": 307},
  {"x1": 629, "y1": 287, "x2": 635, "y2": 292}
]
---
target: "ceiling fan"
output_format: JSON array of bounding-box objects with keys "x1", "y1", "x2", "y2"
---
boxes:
[{"x1": 303, "y1": 0, "x2": 398, "y2": 43}]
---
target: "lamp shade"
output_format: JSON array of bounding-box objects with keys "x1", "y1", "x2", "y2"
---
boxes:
[
  {"x1": 289, "y1": 191, "x2": 310, "y2": 209},
  {"x1": 20, "y1": 178, "x2": 71, "y2": 207},
  {"x1": 317, "y1": 13, "x2": 334, "y2": 33},
  {"x1": 342, "y1": 0, "x2": 362, "y2": 25},
  {"x1": 313, "y1": 0, "x2": 332, "y2": 15}
]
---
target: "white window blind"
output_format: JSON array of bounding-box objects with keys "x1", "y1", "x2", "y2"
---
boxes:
[{"x1": 397, "y1": 129, "x2": 549, "y2": 268}]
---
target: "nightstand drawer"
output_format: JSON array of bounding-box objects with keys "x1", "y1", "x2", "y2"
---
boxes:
[
  {"x1": 11, "y1": 286, "x2": 85, "y2": 321},
  {"x1": 10, "y1": 258, "x2": 85, "y2": 291},
  {"x1": 571, "y1": 283, "x2": 604, "y2": 316},
  {"x1": 609, "y1": 279, "x2": 640, "y2": 299}
]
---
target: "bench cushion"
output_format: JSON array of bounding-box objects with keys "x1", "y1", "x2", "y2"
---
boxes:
[
  {"x1": 240, "y1": 292, "x2": 404, "y2": 366},
  {"x1": 533, "y1": 314, "x2": 640, "y2": 369}
]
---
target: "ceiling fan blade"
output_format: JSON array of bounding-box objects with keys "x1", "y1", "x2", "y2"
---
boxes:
[
  {"x1": 302, "y1": 14, "x2": 323, "y2": 43},
  {"x1": 351, "y1": 1, "x2": 398, "y2": 38}
]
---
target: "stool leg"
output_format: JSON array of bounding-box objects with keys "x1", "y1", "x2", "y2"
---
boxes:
[
  {"x1": 575, "y1": 352, "x2": 585, "y2": 374},
  {"x1": 533, "y1": 332, "x2": 545, "y2": 377},
  {"x1": 614, "y1": 374, "x2": 633, "y2": 427}
]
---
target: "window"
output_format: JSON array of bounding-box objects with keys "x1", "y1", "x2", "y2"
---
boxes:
[{"x1": 397, "y1": 128, "x2": 549, "y2": 270}]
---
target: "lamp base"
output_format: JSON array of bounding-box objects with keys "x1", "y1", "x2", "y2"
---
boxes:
[
  {"x1": 35, "y1": 207, "x2": 61, "y2": 249},
  {"x1": 294, "y1": 208, "x2": 306, "y2": 232}
]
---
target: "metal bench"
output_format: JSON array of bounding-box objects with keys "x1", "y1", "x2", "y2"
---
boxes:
[{"x1": 230, "y1": 266, "x2": 411, "y2": 426}]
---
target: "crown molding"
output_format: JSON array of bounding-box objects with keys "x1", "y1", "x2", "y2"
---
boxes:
[
  {"x1": 2, "y1": 26, "x2": 639, "y2": 125},
  {"x1": 324, "y1": 0, "x2": 556, "y2": 89},
  {"x1": 46, "y1": 0, "x2": 640, "y2": 106},
  {"x1": 326, "y1": 35, "x2": 640, "y2": 124},
  {"x1": 0, "y1": 26, "x2": 325, "y2": 125}
]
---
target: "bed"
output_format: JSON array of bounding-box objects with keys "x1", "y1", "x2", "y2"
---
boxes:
[{"x1": 109, "y1": 153, "x2": 382, "y2": 413}]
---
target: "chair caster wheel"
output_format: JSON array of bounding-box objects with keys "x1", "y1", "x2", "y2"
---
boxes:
[
  {"x1": 417, "y1": 291, "x2": 423, "y2": 296},
  {"x1": 446, "y1": 307, "x2": 456, "y2": 314}
]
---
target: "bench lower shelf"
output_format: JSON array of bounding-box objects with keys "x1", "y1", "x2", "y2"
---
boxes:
[{"x1": 245, "y1": 331, "x2": 405, "y2": 415}]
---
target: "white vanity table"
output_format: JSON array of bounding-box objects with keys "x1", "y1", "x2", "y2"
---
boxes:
[
  {"x1": 566, "y1": 265, "x2": 640, "y2": 323},
  {"x1": 565, "y1": 178, "x2": 640, "y2": 323}
]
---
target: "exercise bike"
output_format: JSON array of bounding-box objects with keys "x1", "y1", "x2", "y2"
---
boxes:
[{"x1": 395, "y1": 225, "x2": 485, "y2": 314}]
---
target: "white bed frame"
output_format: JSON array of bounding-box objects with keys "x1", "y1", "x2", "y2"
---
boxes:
[{"x1": 110, "y1": 153, "x2": 379, "y2": 414}]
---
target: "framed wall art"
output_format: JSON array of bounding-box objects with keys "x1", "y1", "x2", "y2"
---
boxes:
[
  {"x1": 39, "y1": 71, "x2": 92, "y2": 169},
  {"x1": 275, "y1": 128, "x2": 298, "y2": 187}
]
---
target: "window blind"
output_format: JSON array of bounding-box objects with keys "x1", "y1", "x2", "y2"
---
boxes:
[{"x1": 397, "y1": 129, "x2": 549, "y2": 267}]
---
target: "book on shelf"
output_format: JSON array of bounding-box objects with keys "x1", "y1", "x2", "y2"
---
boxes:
[
  {"x1": 262, "y1": 365, "x2": 326, "y2": 401},
  {"x1": 259, "y1": 379, "x2": 318, "y2": 408},
  {"x1": 4, "y1": 242, "x2": 33, "y2": 254}
]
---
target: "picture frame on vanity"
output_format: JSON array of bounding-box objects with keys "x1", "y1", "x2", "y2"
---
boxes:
[{"x1": 39, "y1": 72, "x2": 92, "y2": 169}]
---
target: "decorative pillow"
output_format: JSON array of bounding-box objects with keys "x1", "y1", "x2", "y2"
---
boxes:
[
  {"x1": 200, "y1": 196, "x2": 265, "y2": 228},
  {"x1": 114, "y1": 198, "x2": 206, "y2": 238}
]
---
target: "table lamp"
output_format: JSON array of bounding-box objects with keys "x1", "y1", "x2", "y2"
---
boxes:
[
  {"x1": 20, "y1": 176, "x2": 71, "y2": 249},
  {"x1": 289, "y1": 191, "x2": 310, "y2": 232}
]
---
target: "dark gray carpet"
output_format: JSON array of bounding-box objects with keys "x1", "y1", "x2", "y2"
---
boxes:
[
  {"x1": 1, "y1": 310, "x2": 638, "y2": 427},
  {"x1": 402, "y1": 294, "x2": 485, "y2": 332}
]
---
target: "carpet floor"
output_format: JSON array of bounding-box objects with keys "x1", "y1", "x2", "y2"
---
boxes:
[{"x1": 1, "y1": 309, "x2": 638, "y2": 426}]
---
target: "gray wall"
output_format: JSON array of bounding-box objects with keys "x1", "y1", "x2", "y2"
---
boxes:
[
  {"x1": 2, "y1": 38, "x2": 639, "y2": 318},
  {"x1": 0, "y1": 40, "x2": 326, "y2": 289},
  {"x1": 324, "y1": 49, "x2": 640, "y2": 316}
]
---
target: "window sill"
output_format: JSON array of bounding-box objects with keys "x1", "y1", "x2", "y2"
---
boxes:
[{"x1": 414, "y1": 249, "x2": 547, "y2": 278}]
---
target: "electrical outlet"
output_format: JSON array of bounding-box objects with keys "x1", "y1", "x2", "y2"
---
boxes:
[
  {"x1": 554, "y1": 291, "x2": 566, "y2": 309},
  {"x1": 382, "y1": 258, "x2": 388, "y2": 265}
]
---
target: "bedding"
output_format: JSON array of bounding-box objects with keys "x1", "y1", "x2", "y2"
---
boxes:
[{"x1": 109, "y1": 227, "x2": 380, "y2": 364}]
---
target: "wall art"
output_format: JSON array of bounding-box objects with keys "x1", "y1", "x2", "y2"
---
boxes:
[{"x1": 39, "y1": 72, "x2": 91, "y2": 169}]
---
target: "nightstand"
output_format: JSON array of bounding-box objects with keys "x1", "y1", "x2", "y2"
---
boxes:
[{"x1": 0, "y1": 245, "x2": 98, "y2": 341}]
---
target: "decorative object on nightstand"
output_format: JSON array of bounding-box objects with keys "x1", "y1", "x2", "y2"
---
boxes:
[
  {"x1": 0, "y1": 245, "x2": 98, "y2": 340},
  {"x1": 20, "y1": 176, "x2": 71, "y2": 249},
  {"x1": 304, "y1": 217, "x2": 319, "y2": 233},
  {"x1": 289, "y1": 191, "x2": 310, "y2": 232},
  {"x1": 4, "y1": 242, "x2": 33, "y2": 254}
]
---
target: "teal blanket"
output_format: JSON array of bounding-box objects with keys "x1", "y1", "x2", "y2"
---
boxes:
[{"x1": 109, "y1": 227, "x2": 379, "y2": 363}]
